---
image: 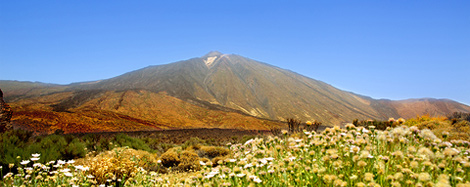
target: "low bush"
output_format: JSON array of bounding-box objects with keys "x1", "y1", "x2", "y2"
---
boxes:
[
  {"x1": 177, "y1": 150, "x2": 200, "y2": 172},
  {"x1": 159, "y1": 147, "x2": 181, "y2": 168},
  {"x1": 199, "y1": 146, "x2": 230, "y2": 159},
  {"x1": 76, "y1": 147, "x2": 159, "y2": 186}
]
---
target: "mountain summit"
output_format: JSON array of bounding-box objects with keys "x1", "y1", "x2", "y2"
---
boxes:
[
  {"x1": 202, "y1": 51, "x2": 224, "y2": 68},
  {"x1": 203, "y1": 51, "x2": 223, "y2": 58}
]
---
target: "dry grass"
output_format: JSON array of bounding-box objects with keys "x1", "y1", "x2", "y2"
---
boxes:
[
  {"x1": 75, "y1": 147, "x2": 159, "y2": 184},
  {"x1": 404, "y1": 114, "x2": 470, "y2": 141}
]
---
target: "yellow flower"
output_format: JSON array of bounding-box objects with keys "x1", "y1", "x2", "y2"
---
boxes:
[
  {"x1": 357, "y1": 160, "x2": 367, "y2": 167},
  {"x1": 410, "y1": 161, "x2": 419, "y2": 169},
  {"x1": 397, "y1": 118, "x2": 405, "y2": 123},
  {"x1": 356, "y1": 182, "x2": 366, "y2": 187},
  {"x1": 364, "y1": 172, "x2": 374, "y2": 182},
  {"x1": 418, "y1": 172, "x2": 431, "y2": 182},
  {"x1": 394, "y1": 172, "x2": 404, "y2": 181}
]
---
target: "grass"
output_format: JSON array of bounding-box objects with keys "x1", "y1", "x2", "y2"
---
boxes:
[{"x1": 2, "y1": 123, "x2": 470, "y2": 186}]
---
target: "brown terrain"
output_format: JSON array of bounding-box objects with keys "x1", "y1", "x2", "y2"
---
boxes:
[
  {"x1": 1, "y1": 52, "x2": 469, "y2": 134},
  {"x1": 7, "y1": 89, "x2": 283, "y2": 134}
]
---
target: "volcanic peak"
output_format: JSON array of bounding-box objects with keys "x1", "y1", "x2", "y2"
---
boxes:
[{"x1": 202, "y1": 51, "x2": 224, "y2": 68}]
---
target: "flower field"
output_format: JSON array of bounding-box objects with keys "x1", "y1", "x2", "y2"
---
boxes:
[{"x1": 2, "y1": 123, "x2": 470, "y2": 186}]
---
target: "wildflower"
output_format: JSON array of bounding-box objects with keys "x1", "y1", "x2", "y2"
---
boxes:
[
  {"x1": 74, "y1": 165, "x2": 89, "y2": 171},
  {"x1": 31, "y1": 157, "x2": 40, "y2": 161},
  {"x1": 436, "y1": 174, "x2": 451, "y2": 187},
  {"x1": 364, "y1": 172, "x2": 374, "y2": 182},
  {"x1": 397, "y1": 118, "x2": 405, "y2": 123},
  {"x1": 249, "y1": 175, "x2": 262, "y2": 183},
  {"x1": 200, "y1": 161, "x2": 206, "y2": 166},
  {"x1": 392, "y1": 150, "x2": 404, "y2": 159},
  {"x1": 420, "y1": 129, "x2": 437, "y2": 141},
  {"x1": 20, "y1": 160, "x2": 30, "y2": 165},
  {"x1": 204, "y1": 173, "x2": 216, "y2": 179},
  {"x1": 265, "y1": 157, "x2": 274, "y2": 161},
  {"x1": 381, "y1": 156, "x2": 389, "y2": 162},
  {"x1": 333, "y1": 126, "x2": 341, "y2": 132},
  {"x1": 391, "y1": 182, "x2": 401, "y2": 187},
  {"x1": 345, "y1": 123, "x2": 356, "y2": 130},
  {"x1": 358, "y1": 160, "x2": 367, "y2": 167},
  {"x1": 417, "y1": 147, "x2": 435, "y2": 160},
  {"x1": 418, "y1": 172, "x2": 431, "y2": 182},
  {"x1": 281, "y1": 129, "x2": 288, "y2": 135},
  {"x1": 407, "y1": 146, "x2": 417, "y2": 153},
  {"x1": 410, "y1": 161, "x2": 419, "y2": 169},
  {"x1": 442, "y1": 131, "x2": 450, "y2": 139},
  {"x1": 306, "y1": 121, "x2": 312, "y2": 126},
  {"x1": 67, "y1": 160, "x2": 75, "y2": 164},
  {"x1": 394, "y1": 172, "x2": 404, "y2": 181},
  {"x1": 244, "y1": 163, "x2": 254, "y2": 169},
  {"x1": 405, "y1": 180, "x2": 414, "y2": 185},
  {"x1": 64, "y1": 172, "x2": 73, "y2": 177},
  {"x1": 31, "y1": 153, "x2": 40, "y2": 157},
  {"x1": 236, "y1": 173, "x2": 246, "y2": 178},
  {"x1": 220, "y1": 182, "x2": 233, "y2": 186},
  {"x1": 410, "y1": 126, "x2": 420, "y2": 134},
  {"x1": 57, "y1": 160, "x2": 66, "y2": 165},
  {"x1": 356, "y1": 182, "x2": 366, "y2": 187},
  {"x1": 443, "y1": 147, "x2": 460, "y2": 157},
  {"x1": 361, "y1": 128, "x2": 370, "y2": 134}
]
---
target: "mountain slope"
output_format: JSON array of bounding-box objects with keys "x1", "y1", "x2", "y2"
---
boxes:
[
  {"x1": 2, "y1": 51, "x2": 470, "y2": 133},
  {"x1": 9, "y1": 89, "x2": 282, "y2": 134},
  {"x1": 72, "y1": 51, "x2": 470, "y2": 124}
]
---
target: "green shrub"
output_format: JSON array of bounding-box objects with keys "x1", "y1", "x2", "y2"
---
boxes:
[
  {"x1": 181, "y1": 137, "x2": 205, "y2": 150},
  {"x1": 28, "y1": 134, "x2": 67, "y2": 162},
  {"x1": 113, "y1": 133, "x2": 152, "y2": 152},
  {"x1": 64, "y1": 138, "x2": 87, "y2": 159}
]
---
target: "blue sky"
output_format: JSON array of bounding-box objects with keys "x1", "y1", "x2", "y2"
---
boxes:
[{"x1": 1, "y1": 1, "x2": 469, "y2": 105}]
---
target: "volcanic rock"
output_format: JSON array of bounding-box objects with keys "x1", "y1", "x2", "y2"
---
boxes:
[{"x1": 0, "y1": 88, "x2": 13, "y2": 132}]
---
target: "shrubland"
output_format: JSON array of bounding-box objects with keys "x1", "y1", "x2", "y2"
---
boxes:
[{"x1": 1, "y1": 114, "x2": 470, "y2": 186}]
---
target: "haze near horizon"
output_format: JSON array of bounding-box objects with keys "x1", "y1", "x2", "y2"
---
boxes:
[{"x1": 1, "y1": 1, "x2": 469, "y2": 105}]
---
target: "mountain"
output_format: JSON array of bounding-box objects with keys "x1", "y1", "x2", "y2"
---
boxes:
[
  {"x1": 71, "y1": 51, "x2": 470, "y2": 123},
  {"x1": 1, "y1": 51, "x2": 470, "y2": 133}
]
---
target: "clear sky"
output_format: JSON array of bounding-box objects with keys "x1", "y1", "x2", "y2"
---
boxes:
[{"x1": 1, "y1": 1, "x2": 469, "y2": 105}]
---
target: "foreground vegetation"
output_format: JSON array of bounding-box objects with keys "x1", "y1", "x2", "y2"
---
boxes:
[{"x1": 1, "y1": 114, "x2": 470, "y2": 186}]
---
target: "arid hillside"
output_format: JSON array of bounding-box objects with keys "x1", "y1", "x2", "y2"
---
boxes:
[
  {"x1": 1, "y1": 52, "x2": 469, "y2": 133},
  {"x1": 8, "y1": 90, "x2": 283, "y2": 134}
]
